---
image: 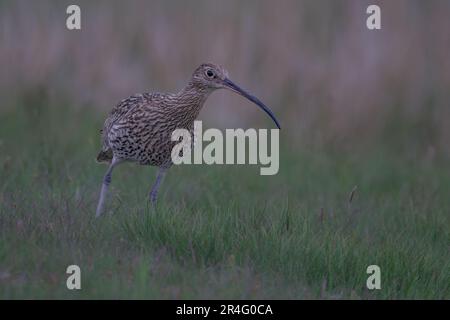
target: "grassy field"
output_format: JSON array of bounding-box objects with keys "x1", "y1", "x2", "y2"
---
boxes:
[{"x1": 0, "y1": 103, "x2": 449, "y2": 299}]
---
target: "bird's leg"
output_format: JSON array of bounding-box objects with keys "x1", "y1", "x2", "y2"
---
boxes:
[
  {"x1": 149, "y1": 167, "x2": 167, "y2": 205},
  {"x1": 96, "y1": 158, "x2": 122, "y2": 217}
]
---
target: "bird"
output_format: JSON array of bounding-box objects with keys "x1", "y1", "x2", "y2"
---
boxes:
[{"x1": 95, "y1": 63, "x2": 280, "y2": 217}]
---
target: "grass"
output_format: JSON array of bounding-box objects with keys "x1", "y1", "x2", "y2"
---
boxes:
[{"x1": 0, "y1": 103, "x2": 449, "y2": 299}]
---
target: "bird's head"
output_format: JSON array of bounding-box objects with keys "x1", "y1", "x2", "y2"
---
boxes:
[
  {"x1": 190, "y1": 63, "x2": 281, "y2": 129},
  {"x1": 191, "y1": 63, "x2": 229, "y2": 89}
]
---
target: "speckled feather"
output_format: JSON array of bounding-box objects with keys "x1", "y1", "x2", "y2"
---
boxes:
[{"x1": 97, "y1": 69, "x2": 213, "y2": 167}]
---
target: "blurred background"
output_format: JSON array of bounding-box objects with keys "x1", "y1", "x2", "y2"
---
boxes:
[{"x1": 0, "y1": 0, "x2": 449, "y2": 157}]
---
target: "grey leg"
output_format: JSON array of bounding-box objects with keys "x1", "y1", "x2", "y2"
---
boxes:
[
  {"x1": 96, "y1": 158, "x2": 122, "y2": 217},
  {"x1": 149, "y1": 167, "x2": 167, "y2": 205}
]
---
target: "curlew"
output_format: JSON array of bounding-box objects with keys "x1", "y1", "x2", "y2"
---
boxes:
[{"x1": 95, "y1": 63, "x2": 280, "y2": 217}]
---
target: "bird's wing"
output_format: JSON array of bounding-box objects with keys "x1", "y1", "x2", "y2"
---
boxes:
[{"x1": 100, "y1": 93, "x2": 159, "y2": 150}]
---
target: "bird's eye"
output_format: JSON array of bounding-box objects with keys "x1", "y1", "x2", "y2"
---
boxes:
[{"x1": 206, "y1": 70, "x2": 215, "y2": 78}]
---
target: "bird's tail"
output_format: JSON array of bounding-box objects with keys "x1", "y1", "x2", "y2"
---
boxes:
[{"x1": 96, "y1": 148, "x2": 113, "y2": 164}]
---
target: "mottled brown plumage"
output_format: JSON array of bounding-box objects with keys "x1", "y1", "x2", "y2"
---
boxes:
[{"x1": 95, "y1": 63, "x2": 280, "y2": 217}]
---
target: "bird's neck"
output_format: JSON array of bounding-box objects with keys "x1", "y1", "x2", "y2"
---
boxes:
[{"x1": 174, "y1": 82, "x2": 213, "y2": 116}]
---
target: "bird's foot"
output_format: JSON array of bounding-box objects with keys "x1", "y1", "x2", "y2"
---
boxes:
[{"x1": 149, "y1": 191, "x2": 158, "y2": 206}]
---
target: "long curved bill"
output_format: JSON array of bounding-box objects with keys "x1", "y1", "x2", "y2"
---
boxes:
[{"x1": 223, "y1": 78, "x2": 281, "y2": 129}]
